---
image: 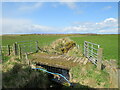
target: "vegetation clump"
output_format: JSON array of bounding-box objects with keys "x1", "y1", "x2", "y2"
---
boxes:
[
  {"x1": 2, "y1": 57, "x2": 50, "y2": 88},
  {"x1": 41, "y1": 38, "x2": 82, "y2": 57},
  {"x1": 70, "y1": 63, "x2": 111, "y2": 88}
]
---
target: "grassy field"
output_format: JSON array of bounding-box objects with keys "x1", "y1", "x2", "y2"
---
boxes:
[
  {"x1": 0, "y1": 34, "x2": 118, "y2": 60},
  {"x1": 1, "y1": 34, "x2": 118, "y2": 88},
  {"x1": 70, "y1": 34, "x2": 118, "y2": 60}
]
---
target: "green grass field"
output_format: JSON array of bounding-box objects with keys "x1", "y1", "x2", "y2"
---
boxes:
[
  {"x1": 70, "y1": 35, "x2": 118, "y2": 60},
  {"x1": 0, "y1": 34, "x2": 118, "y2": 60}
]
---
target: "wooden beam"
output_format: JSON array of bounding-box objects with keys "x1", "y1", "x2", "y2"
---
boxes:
[{"x1": 97, "y1": 48, "x2": 103, "y2": 70}]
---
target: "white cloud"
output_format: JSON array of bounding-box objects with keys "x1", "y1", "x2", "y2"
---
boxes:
[
  {"x1": 31, "y1": 24, "x2": 55, "y2": 31},
  {"x1": 19, "y1": 2, "x2": 43, "y2": 11},
  {"x1": 60, "y1": 2, "x2": 77, "y2": 9},
  {"x1": 103, "y1": 6, "x2": 112, "y2": 10},
  {"x1": 1, "y1": 18, "x2": 57, "y2": 34},
  {"x1": 1, "y1": 17, "x2": 118, "y2": 34},
  {"x1": 98, "y1": 28, "x2": 118, "y2": 33},
  {"x1": 103, "y1": 18, "x2": 117, "y2": 23},
  {"x1": 63, "y1": 18, "x2": 118, "y2": 34}
]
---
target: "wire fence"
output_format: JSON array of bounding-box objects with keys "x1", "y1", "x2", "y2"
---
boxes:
[{"x1": 0, "y1": 40, "x2": 39, "y2": 60}]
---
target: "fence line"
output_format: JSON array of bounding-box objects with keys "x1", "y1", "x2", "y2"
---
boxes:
[
  {"x1": 0, "y1": 45, "x2": 13, "y2": 56},
  {"x1": 0, "y1": 40, "x2": 39, "y2": 59}
]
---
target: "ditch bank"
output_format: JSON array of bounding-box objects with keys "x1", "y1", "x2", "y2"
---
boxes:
[{"x1": 31, "y1": 63, "x2": 72, "y2": 86}]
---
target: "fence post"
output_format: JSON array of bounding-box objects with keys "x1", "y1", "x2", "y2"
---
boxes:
[
  {"x1": 97, "y1": 48, "x2": 103, "y2": 70},
  {"x1": 13, "y1": 42, "x2": 18, "y2": 55},
  {"x1": 18, "y1": 45, "x2": 22, "y2": 59},
  {"x1": 118, "y1": 69, "x2": 120, "y2": 89},
  {"x1": 7, "y1": 45, "x2": 10, "y2": 55},
  {"x1": 25, "y1": 52, "x2": 30, "y2": 65},
  {"x1": 36, "y1": 41, "x2": 39, "y2": 52}
]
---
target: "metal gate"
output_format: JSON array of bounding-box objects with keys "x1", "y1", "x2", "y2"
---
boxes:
[
  {"x1": 15, "y1": 40, "x2": 39, "y2": 58},
  {"x1": 84, "y1": 41, "x2": 100, "y2": 65}
]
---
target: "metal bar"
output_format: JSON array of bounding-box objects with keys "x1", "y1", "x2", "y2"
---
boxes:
[
  {"x1": 85, "y1": 41, "x2": 100, "y2": 46},
  {"x1": 17, "y1": 40, "x2": 35, "y2": 43},
  {"x1": 89, "y1": 50, "x2": 98, "y2": 55},
  {"x1": 18, "y1": 43, "x2": 34, "y2": 45},
  {"x1": 1, "y1": 46, "x2": 7, "y2": 47},
  {"x1": 84, "y1": 44, "x2": 98, "y2": 51},
  {"x1": 84, "y1": 41, "x2": 101, "y2": 66},
  {"x1": 89, "y1": 53, "x2": 97, "y2": 58}
]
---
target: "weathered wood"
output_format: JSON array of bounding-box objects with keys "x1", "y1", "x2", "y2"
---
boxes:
[
  {"x1": 34, "y1": 62, "x2": 70, "y2": 70},
  {"x1": 25, "y1": 53, "x2": 30, "y2": 65},
  {"x1": 97, "y1": 48, "x2": 103, "y2": 70},
  {"x1": 13, "y1": 42, "x2": 18, "y2": 55},
  {"x1": 118, "y1": 69, "x2": 120, "y2": 89},
  {"x1": 18, "y1": 45, "x2": 22, "y2": 59},
  {"x1": 7, "y1": 45, "x2": 10, "y2": 55},
  {"x1": 36, "y1": 41, "x2": 39, "y2": 52},
  {"x1": 25, "y1": 53, "x2": 28, "y2": 60}
]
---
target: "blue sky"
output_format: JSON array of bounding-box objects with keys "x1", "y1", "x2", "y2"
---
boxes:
[{"x1": 2, "y1": 2, "x2": 118, "y2": 34}]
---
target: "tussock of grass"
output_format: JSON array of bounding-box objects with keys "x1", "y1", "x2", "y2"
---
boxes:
[
  {"x1": 70, "y1": 62, "x2": 110, "y2": 88},
  {"x1": 2, "y1": 56, "x2": 50, "y2": 88}
]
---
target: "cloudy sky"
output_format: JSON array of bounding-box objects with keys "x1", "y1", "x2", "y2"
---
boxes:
[{"x1": 1, "y1": 2, "x2": 118, "y2": 34}]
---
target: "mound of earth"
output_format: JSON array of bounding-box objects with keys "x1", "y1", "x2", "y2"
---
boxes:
[{"x1": 41, "y1": 38, "x2": 83, "y2": 57}]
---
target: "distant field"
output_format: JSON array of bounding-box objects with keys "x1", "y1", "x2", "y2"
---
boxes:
[
  {"x1": 0, "y1": 34, "x2": 118, "y2": 60},
  {"x1": 70, "y1": 35, "x2": 118, "y2": 60}
]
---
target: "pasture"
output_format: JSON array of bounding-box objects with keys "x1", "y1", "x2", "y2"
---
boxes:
[
  {"x1": 1, "y1": 34, "x2": 119, "y2": 88},
  {"x1": 0, "y1": 34, "x2": 118, "y2": 60}
]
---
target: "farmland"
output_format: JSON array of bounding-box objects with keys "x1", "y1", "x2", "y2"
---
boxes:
[
  {"x1": 1, "y1": 34, "x2": 119, "y2": 88},
  {"x1": 0, "y1": 34, "x2": 118, "y2": 60}
]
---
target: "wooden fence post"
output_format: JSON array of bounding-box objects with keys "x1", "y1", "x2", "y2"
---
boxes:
[
  {"x1": 7, "y1": 45, "x2": 10, "y2": 55},
  {"x1": 97, "y1": 48, "x2": 103, "y2": 70},
  {"x1": 13, "y1": 42, "x2": 18, "y2": 55},
  {"x1": 36, "y1": 41, "x2": 39, "y2": 52},
  {"x1": 118, "y1": 69, "x2": 120, "y2": 89},
  {"x1": 18, "y1": 45, "x2": 22, "y2": 59},
  {"x1": 25, "y1": 53, "x2": 30, "y2": 65}
]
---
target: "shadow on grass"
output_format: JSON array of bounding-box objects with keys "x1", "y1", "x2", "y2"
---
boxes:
[{"x1": 2, "y1": 63, "x2": 96, "y2": 89}]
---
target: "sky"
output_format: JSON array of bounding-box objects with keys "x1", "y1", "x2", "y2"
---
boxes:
[{"x1": 1, "y1": 2, "x2": 118, "y2": 34}]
